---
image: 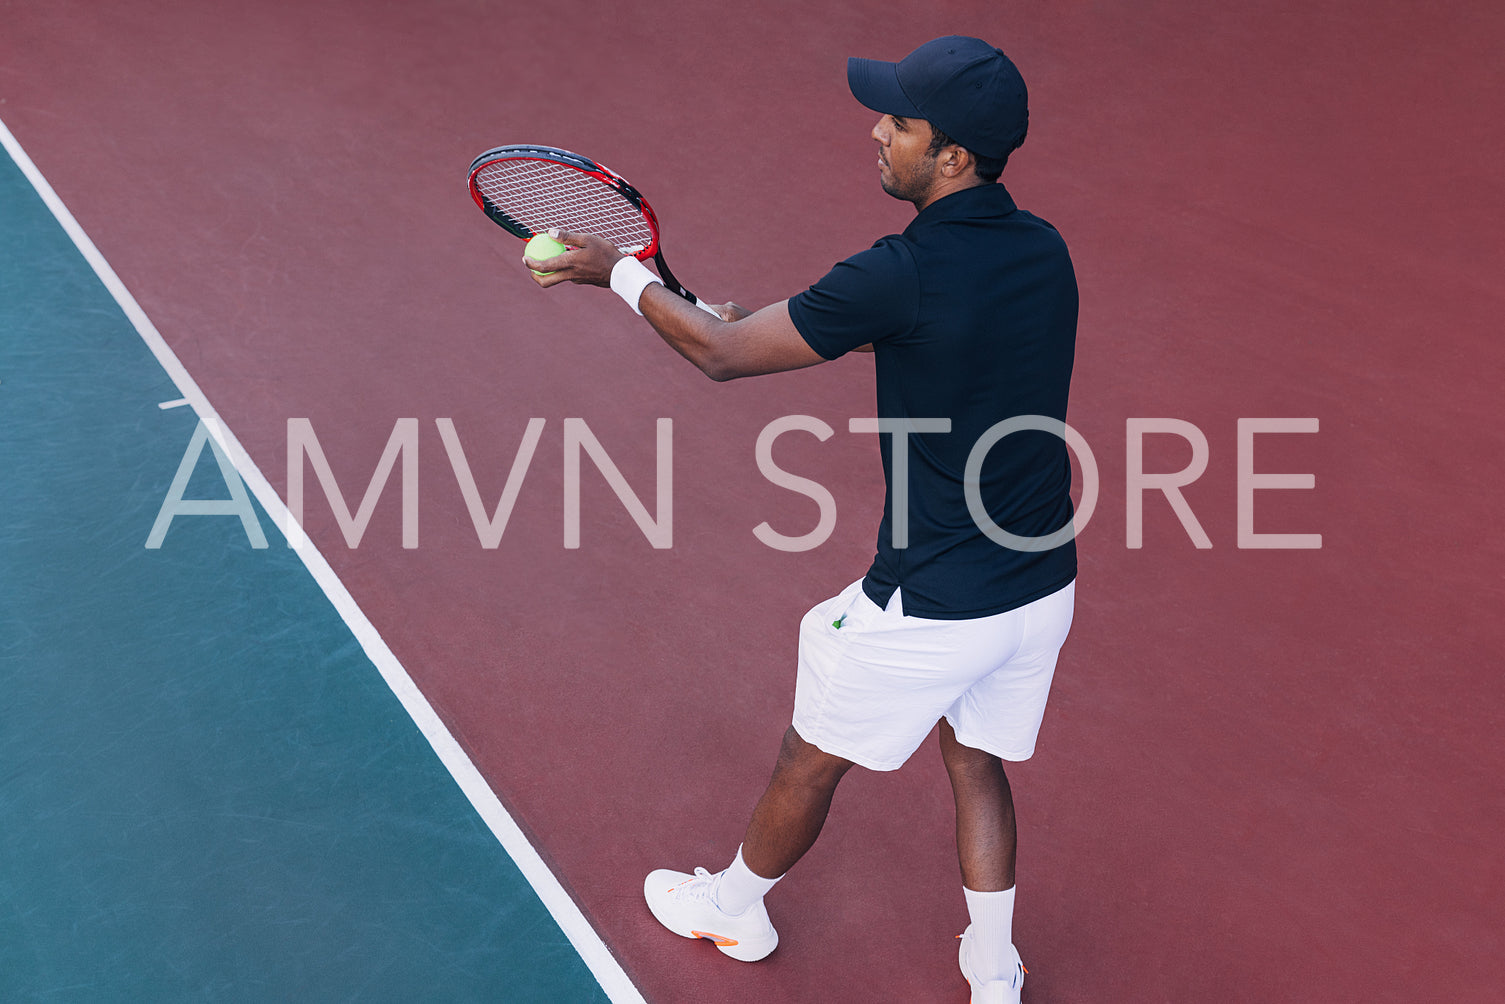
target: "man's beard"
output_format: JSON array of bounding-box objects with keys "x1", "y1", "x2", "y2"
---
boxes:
[{"x1": 881, "y1": 154, "x2": 938, "y2": 204}]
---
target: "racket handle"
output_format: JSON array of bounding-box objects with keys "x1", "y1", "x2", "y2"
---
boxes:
[{"x1": 653, "y1": 251, "x2": 720, "y2": 318}]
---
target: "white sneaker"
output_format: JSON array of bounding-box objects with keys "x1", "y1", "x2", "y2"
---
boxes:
[
  {"x1": 958, "y1": 924, "x2": 1025, "y2": 1004},
  {"x1": 643, "y1": 867, "x2": 778, "y2": 962}
]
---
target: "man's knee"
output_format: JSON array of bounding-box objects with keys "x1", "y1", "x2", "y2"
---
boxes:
[
  {"x1": 940, "y1": 722, "x2": 1006, "y2": 778},
  {"x1": 776, "y1": 726, "x2": 854, "y2": 785}
]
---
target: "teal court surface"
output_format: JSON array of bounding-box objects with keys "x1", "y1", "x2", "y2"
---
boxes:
[{"x1": 0, "y1": 140, "x2": 624, "y2": 1002}]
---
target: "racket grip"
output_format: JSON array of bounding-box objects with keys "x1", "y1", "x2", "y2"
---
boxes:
[{"x1": 693, "y1": 296, "x2": 721, "y2": 317}]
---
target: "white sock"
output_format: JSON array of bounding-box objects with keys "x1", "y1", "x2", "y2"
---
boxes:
[
  {"x1": 713, "y1": 845, "x2": 782, "y2": 915},
  {"x1": 963, "y1": 885, "x2": 1017, "y2": 983}
]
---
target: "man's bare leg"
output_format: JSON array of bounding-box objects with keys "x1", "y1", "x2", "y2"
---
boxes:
[
  {"x1": 739, "y1": 726, "x2": 856, "y2": 879},
  {"x1": 940, "y1": 718, "x2": 1023, "y2": 989},
  {"x1": 939, "y1": 718, "x2": 1016, "y2": 889}
]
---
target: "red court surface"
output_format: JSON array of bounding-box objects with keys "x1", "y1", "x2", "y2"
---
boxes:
[{"x1": 5, "y1": 2, "x2": 1502, "y2": 1001}]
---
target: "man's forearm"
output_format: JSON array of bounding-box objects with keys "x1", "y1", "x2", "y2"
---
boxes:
[
  {"x1": 639, "y1": 283, "x2": 738, "y2": 380},
  {"x1": 640, "y1": 291, "x2": 825, "y2": 382}
]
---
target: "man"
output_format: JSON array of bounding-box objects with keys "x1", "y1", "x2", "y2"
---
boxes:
[{"x1": 524, "y1": 36, "x2": 1078, "y2": 1004}]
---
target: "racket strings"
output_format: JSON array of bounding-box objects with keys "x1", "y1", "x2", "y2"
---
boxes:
[{"x1": 474, "y1": 159, "x2": 654, "y2": 254}]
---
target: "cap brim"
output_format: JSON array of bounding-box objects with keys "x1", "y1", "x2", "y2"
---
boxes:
[{"x1": 847, "y1": 56, "x2": 922, "y2": 117}]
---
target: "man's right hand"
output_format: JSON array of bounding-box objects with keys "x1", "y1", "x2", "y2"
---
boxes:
[{"x1": 522, "y1": 230, "x2": 624, "y2": 289}]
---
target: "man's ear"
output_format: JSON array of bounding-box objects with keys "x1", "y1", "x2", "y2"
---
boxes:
[{"x1": 939, "y1": 145, "x2": 972, "y2": 179}]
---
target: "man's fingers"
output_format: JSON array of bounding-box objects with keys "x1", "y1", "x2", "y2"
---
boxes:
[
  {"x1": 712, "y1": 301, "x2": 752, "y2": 322},
  {"x1": 517, "y1": 228, "x2": 625, "y2": 290},
  {"x1": 548, "y1": 228, "x2": 626, "y2": 256},
  {"x1": 548, "y1": 228, "x2": 611, "y2": 251},
  {"x1": 524, "y1": 251, "x2": 573, "y2": 274},
  {"x1": 528, "y1": 266, "x2": 572, "y2": 288},
  {"x1": 695, "y1": 301, "x2": 751, "y2": 322}
]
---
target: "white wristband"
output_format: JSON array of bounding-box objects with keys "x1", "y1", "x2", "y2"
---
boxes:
[{"x1": 610, "y1": 255, "x2": 663, "y2": 315}]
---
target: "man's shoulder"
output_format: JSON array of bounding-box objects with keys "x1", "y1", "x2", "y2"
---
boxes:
[
  {"x1": 803, "y1": 235, "x2": 921, "y2": 304},
  {"x1": 838, "y1": 233, "x2": 921, "y2": 276},
  {"x1": 1011, "y1": 207, "x2": 1068, "y2": 243},
  {"x1": 788, "y1": 236, "x2": 923, "y2": 357}
]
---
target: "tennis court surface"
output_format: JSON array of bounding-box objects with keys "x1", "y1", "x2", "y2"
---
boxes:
[{"x1": 3, "y1": 2, "x2": 1501, "y2": 1001}]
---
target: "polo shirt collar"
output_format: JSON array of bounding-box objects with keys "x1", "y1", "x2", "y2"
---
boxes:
[{"x1": 907, "y1": 183, "x2": 1018, "y2": 232}]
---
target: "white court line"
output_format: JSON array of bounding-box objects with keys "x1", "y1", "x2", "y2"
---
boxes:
[
  {"x1": 0, "y1": 116, "x2": 645, "y2": 1004},
  {"x1": 157, "y1": 398, "x2": 190, "y2": 409}
]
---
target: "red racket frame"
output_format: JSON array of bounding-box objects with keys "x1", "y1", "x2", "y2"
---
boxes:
[{"x1": 467, "y1": 144, "x2": 663, "y2": 261}]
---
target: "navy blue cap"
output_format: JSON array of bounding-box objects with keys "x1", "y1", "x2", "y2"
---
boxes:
[{"x1": 847, "y1": 36, "x2": 1029, "y2": 160}]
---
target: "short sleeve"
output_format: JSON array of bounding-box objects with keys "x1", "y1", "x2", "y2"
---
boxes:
[{"x1": 787, "y1": 238, "x2": 920, "y2": 359}]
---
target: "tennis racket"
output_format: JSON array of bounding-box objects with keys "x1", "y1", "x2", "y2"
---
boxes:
[{"x1": 468, "y1": 144, "x2": 718, "y2": 315}]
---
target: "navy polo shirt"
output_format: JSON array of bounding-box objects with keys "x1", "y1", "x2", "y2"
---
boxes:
[{"x1": 788, "y1": 183, "x2": 1078, "y2": 619}]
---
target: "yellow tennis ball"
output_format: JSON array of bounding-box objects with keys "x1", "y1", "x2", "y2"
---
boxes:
[{"x1": 525, "y1": 233, "x2": 568, "y2": 274}]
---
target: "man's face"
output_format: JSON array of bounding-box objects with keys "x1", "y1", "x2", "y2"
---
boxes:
[{"x1": 872, "y1": 114, "x2": 938, "y2": 203}]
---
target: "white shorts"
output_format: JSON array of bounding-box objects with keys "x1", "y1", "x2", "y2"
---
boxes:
[{"x1": 791, "y1": 578, "x2": 1075, "y2": 771}]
